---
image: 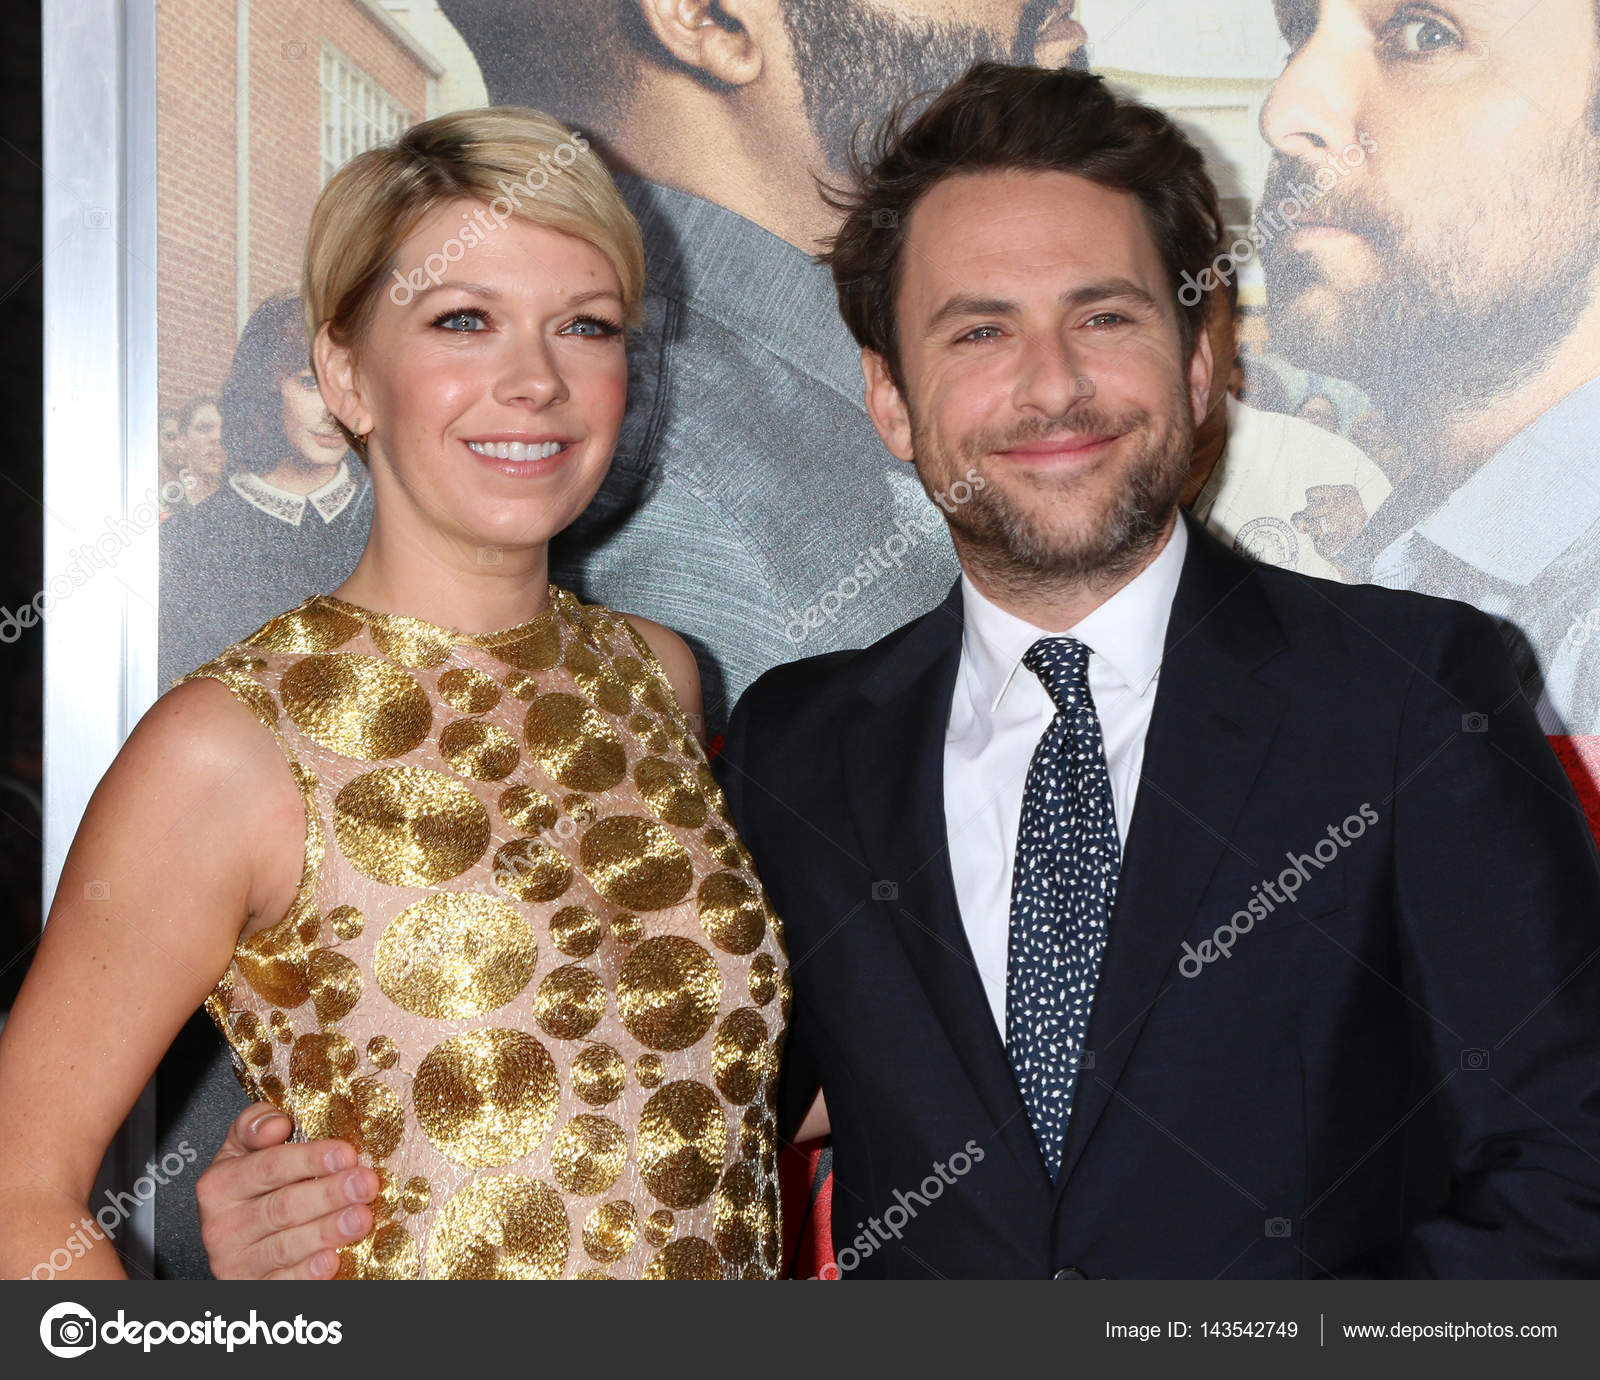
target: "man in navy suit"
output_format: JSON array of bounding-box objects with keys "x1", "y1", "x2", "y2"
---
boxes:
[{"x1": 717, "y1": 62, "x2": 1600, "y2": 1278}]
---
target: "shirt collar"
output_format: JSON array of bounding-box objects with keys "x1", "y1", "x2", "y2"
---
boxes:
[
  {"x1": 229, "y1": 460, "x2": 357, "y2": 526},
  {"x1": 960, "y1": 516, "x2": 1187, "y2": 714},
  {"x1": 1406, "y1": 372, "x2": 1600, "y2": 586},
  {"x1": 613, "y1": 174, "x2": 866, "y2": 407}
]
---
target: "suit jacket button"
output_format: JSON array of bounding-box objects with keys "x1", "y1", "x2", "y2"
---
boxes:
[{"x1": 1053, "y1": 1266, "x2": 1088, "y2": 1280}]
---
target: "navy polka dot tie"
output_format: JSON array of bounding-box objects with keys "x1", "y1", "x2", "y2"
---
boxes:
[{"x1": 1006, "y1": 636, "x2": 1121, "y2": 1179}]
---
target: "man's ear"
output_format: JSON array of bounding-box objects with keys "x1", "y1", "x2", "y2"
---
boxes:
[
  {"x1": 1186, "y1": 317, "x2": 1215, "y2": 429},
  {"x1": 312, "y1": 324, "x2": 372, "y2": 441},
  {"x1": 862, "y1": 349, "x2": 915, "y2": 463},
  {"x1": 634, "y1": 0, "x2": 764, "y2": 86}
]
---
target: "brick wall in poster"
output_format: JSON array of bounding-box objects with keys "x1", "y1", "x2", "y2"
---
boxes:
[{"x1": 156, "y1": 0, "x2": 428, "y2": 420}]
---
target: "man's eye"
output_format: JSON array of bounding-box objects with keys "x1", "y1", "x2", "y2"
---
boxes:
[
  {"x1": 1085, "y1": 312, "x2": 1126, "y2": 328},
  {"x1": 430, "y1": 308, "x2": 489, "y2": 332},
  {"x1": 1382, "y1": 12, "x2": 1461, "y2": 58},
  {"x1": 959, "y1": 325, "x2": 1003, "y2": 342}
]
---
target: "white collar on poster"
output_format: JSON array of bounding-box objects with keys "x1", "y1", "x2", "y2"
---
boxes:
[{"x1": 228, "y1": 459, "x2": 357, "y2": 527}]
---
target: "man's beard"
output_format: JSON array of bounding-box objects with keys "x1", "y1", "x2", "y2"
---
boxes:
[
  {"x1": 1261, "y1": 130, "x2": 1600, "y2": 425},
  {"x1": 914, "y1": 398, "x2": 1192, "y2": 591},
  {"x1": 780, "y1": 0, "x2": 1077, "y2": 174}
]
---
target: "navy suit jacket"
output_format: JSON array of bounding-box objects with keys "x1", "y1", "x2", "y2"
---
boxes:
[{"x1": 717, "y1": 514, "x2": 1600, "y2": 1279}]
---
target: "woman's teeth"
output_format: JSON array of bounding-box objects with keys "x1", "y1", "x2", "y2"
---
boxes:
[{"x1": 466, "y1": 440, "x2": 567, "y2": 461}]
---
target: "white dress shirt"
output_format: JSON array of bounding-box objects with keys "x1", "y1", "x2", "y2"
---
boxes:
[{"x1": 943, "y1": 518, "x2": 1188, "y2": 1031}]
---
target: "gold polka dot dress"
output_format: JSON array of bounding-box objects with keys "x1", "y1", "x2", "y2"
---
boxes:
[{"x1": 183, "y1": 589, "x2": 790, "y2": 1279}]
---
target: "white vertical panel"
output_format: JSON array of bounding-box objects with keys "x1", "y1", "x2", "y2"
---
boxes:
[{"x1": 42, "y1": 0, "x2": 160, "y2": 1276}]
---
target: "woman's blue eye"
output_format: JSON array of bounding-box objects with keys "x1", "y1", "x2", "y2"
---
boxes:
[
  {"x1": 431, "y1": 308, "x2": 489, "y2": 331},
  {"x1": 562, "y1": 314, "x2": 623, "y2": 337}
]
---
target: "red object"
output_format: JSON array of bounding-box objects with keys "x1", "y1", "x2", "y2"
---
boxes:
[
  {"x1": 1551, "y1": 736, "x2": 1600, "y2": 846},
  {"x1": 778, "y1": 1141, "x2": 836, "y2": 1279}
]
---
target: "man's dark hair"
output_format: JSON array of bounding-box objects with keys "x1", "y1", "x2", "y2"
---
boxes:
[
  {"x1": 220, "y1": 293, "x2": 313, "y2": 476},
  {"x1": 820, "y1": 62, "x2": 1224, "y2": 389}
]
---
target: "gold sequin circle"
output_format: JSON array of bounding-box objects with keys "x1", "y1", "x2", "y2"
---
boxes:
[
  {"x1": 413, "y1": 1029, "x2": 560, "y2": 1167},
  {"x1": 523, "y1": 692, "x2": 627, "y2": 792},
  {"x1": 617, "y1": 936, "x2": 723, "y2": 1051},
  {"x1": 426, "y1": 1175, "x2": 570, "y2": 1279},
  {"x1": 637, "y1": 1080, "x2": 727, "y2": 1209},
  {"x1": 550, "y1": 1115, "x2": 628, "y2": 1195},
  {"x1": 280, "y1": 654, "x2": 432, "y2": 761},
  {"x1": 375, "y1": 892, "x2": 537, "y2": 1019},
  {"x1": 580, "y1": 816, "x2": 694, "y2": 912},
  {"x1": 333, "y1": 767, "x2": 490, "y2": 886}
]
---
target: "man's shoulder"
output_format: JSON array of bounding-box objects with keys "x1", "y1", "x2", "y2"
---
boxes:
[
  {"x1": 1245, "y1": 554, "x2": 1502, "y2": 667},
  {"x1": 733, "y1": 595, "x2": 958, "y2": 727}
]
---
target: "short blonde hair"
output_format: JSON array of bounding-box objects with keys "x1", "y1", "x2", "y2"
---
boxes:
[{"x1": 302, "y1": 106, "x2": 646, "y2": 360}]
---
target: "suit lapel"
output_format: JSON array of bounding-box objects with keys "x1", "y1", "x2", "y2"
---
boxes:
[
  {"x1": 1055, "y1": 516, "x2": 1290, "y2": 1193},
  {"x1": 843, "y1": 583, "x2": 1047, "y2": 1187}
]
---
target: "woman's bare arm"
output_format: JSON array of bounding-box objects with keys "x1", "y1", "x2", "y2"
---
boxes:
[{"x1": 0, "y1": 678, "x2": 303, "y2": 1279}]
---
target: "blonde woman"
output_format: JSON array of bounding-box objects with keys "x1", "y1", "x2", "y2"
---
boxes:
[{"x1": 0, "y1": 108, "x2": 789, "y2": 1280}]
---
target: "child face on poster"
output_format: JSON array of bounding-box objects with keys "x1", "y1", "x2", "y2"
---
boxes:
[
  {"x1": 280, "y1": 368, "x2": 348, "y2": 472},
  {"x1": 314, "y1": 199, "x2": 628, "y2": 564},
  {"x1": 181, "y1": 402, "x2": 226, "y2": 480}
]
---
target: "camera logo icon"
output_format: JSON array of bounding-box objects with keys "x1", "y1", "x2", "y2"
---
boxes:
[
  {"x1": 1460, "y1": 1048, "x2": 1490, "y2": 1071},
  {"x1": 870, "y1": 880, "x2": 898, "y2": 901},
  {"x1": 40, "y1": 1302, "x2": 97, "y2": 1357},
  {"x1": 1461, "y1": 712, "x2": 1489, "y2": 733},
  {"x1": 1264, "y1": 1217, "x2": 1292, "y2": 1238}
]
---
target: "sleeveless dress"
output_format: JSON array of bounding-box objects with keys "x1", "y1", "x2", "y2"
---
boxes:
[{"x1": 183, "y1": 588, "x2": 790, "y2": 1279}]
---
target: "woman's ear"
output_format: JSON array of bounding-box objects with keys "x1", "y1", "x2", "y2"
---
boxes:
[{"x1": 312, "y1": 323, "x2": 371, "y2": 444}]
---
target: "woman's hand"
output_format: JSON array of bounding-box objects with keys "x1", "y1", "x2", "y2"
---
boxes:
[{"x1": 196, "y1": 1104, "x2": 376, "y2": 1279}]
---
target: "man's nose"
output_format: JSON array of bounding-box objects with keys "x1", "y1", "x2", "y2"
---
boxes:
[
  {"x1": 1014, "y1": 328, "x2": 1093, "y2": 418},
  {"x1": 1260, "y1": 6, "x2": 1363, "y2": 162}
]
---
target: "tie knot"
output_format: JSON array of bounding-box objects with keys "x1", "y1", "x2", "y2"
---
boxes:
[{"x1": 1021, "y1": 636, "x2": 1093, "y2": 715}]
